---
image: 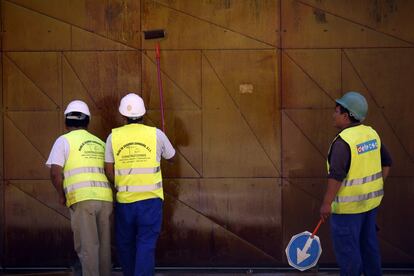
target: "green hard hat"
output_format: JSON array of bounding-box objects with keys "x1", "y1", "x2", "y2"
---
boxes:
[{"x1": 335, "y1": 92, "x2": 368, "y2": 121}]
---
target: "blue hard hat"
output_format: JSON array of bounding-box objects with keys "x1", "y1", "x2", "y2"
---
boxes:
[{"x1": 335, "y1": 92, "x2": 368, "y2": 121}]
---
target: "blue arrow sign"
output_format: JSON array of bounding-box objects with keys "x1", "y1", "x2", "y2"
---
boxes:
[{"x1": 285, "y1": 231, "x2": 322, "y2": 271}]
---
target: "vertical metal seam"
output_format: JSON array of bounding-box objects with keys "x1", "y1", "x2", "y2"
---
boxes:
[
  {"x1": 0, "y1": 0, "x2": 4, "y2": 266},
  {"x1": 140, "y1": 0, "x2": 143, "y2": 97},
  {"x1": 340, "y1": 49, "x2": 343, "y2": 94},
  {"x1": 60, "y1": 51, "x2": 63, "y2": 135},
  {"x1": 279, "y1": 0, "x2": 285, "y2": 264},
  {"x1": 200, "y1": 49, "x2": 203, "y2": 177}
]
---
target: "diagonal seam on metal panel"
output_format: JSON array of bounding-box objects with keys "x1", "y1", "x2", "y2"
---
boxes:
[
  {"x1": 144, "y1": 116, "x2": 202, "y2": 177},
  {"x1": 283, "y1": 50, "x2": 336, "y2": 102},
  {"x1": 164, "y1": 191, "x2": 282, "y2": 263},
  {"x1": 4, "y1": 114, "x2": 47, "y2": 160},
  {"x1": 8, "y1": 182, "x2": 70, "y2": 220},
  {"x1": 283, "y1": 110, "x2": 327, "y2": 161},
  {"x1": 342, "y1": 49, "x2": 414, "y2": 163},
  {"x1": 378, "y1": 233, "x2": 414, "y2": 261},
  {"x1": 62, "y1": 53, "x2": 99, "y2": 110},
  {"x1": 152, "y1": 0, "x2": 276, "y2": 48},
  {"x1": 4, "y1": 54, "x2": 59, "y2": 108},
  {"x1": 296, "y1": 0, "x2": 414, "y2": 46},
  {"x1": 142, "y1": 52, "x2": 202, "y2": 110},
  {"x1": 4, "y1": 0, "x2": 138, "y2": 50},
  {"x1": 284, "y1": 177, "x2": 324, "y2": 202},
  {"x1": 203, "y1": 52, "x2": 281, "y2": 176}
]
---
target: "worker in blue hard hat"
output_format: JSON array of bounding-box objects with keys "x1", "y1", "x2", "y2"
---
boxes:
[{"x1": 320, "y1": 91, "x2": 392, "y2": 276}]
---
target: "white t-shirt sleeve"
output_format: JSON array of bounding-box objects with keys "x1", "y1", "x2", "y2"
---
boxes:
[
  {"x1": 105, "y1": 134, "x2": 115, "y2": 163},
  {"x1": 156, "y1": 129, "x2": 176, "y2": 160},
  {"x1": 45, "y1": 136, "x2": 69, "y2": 168}
]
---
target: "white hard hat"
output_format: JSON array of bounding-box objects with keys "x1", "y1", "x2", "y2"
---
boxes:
[
  {"x1": 119, "y1": 93, "x2": 146, "y2": 118},
  {"x1": 64, "y1": 100, "x2": 91, "y2": 117}
]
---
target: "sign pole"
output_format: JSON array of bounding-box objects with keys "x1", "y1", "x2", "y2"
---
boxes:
[{"x1": 311, "y1": 219, "x2": 323, "y2": 239}]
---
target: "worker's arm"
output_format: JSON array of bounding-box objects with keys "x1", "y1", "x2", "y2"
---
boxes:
[
  {"x1": 321, "y1": 137, "x2": 348, "y2": 221},
  {"x1": 157, "y1": 129, "x2": 176, "y2": 163},
  {"x1": 166, "y1": 153, "x2": 177, "y2": 163},
  {"x1": 380, "y1": 143, "x2": 392, "y2": 181},
  {"x1": 382, "y1": 166, "x2": 390, "y2": 180},
  {"x1": 104, "y1": 162, "x2": 118, "y2": 195},
  {"x1": 104, "y1": 133, "x2": 117, "y2": 191},
  {"x1": 50, "y1": 164, "x2": 66, "y2": 206},
  {"x1": 104, "y1": 162, "x2": 115, "y2": 184},
  {"x1": 320, "y1": 178, "x2": 342, "y2": 222}
]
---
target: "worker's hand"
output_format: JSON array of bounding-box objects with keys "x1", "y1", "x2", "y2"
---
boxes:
[{"x1": 320, "y1": 203, "x2": 331, "y2": 222}]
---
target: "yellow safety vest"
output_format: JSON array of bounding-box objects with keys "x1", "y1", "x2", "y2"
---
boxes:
[
  {"x1": 63, "y1": 129, "x2": 113, "y2": 207},
  {"x1": 112, "y1": 124, "x2": 163, "y2": 203},
  {"x1": 327, "y1": 125, "x2": 384, "y2": 214}
]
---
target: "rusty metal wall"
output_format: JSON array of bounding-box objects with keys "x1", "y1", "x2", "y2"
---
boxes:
[{"x1": 1, "y1": 0, "x2": 414, "y2": 268}]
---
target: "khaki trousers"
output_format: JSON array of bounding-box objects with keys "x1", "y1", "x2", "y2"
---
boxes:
[{"x1": 70, "y1": 200, "x2": 113, "y2": 276}]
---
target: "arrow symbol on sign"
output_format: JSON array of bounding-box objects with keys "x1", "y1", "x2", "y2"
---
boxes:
[{"x1": 296, "y1": 236, "x2": 314, "y2": 264}]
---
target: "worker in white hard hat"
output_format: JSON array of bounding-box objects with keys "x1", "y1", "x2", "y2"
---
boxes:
[
  {"x1": 104, "y1": 93, "x2": 175, "y2": 276},
  {"x1": 320, "y1": 92, "x2": 392, "y2": 275},
  {"x1": 46, "y1": 100, "x2": 113, "y2": 276}
]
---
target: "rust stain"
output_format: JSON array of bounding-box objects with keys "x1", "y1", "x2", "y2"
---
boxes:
[
  {"x1": 209, "y1": 0, "x2": 231, "y2": 10},
  {"x1": 252, "y1": 0, "x2": 262, "y2": 20},
  {"x1": 371, "y1": 0, "x2": 398, "y2": 24},
  {"x1": 104, "y1": 1, "x2": 135, "y2": 42},
  {"x1": 97, "y1": 94, "x2": 123, "y2": 140},
  {"x1": 85, "y1": 1, "x2": 134, "y2": 42},
  {"x1": 313, "y1": 8, "x2": 327, "y2": 24},
  {"x1": 105, "y1": 2, "x2": 123, "y2": 24}
]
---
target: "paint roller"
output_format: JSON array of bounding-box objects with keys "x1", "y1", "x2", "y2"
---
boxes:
[{"x1": 144, "y1": 29, "x2": 166, "y2": 132}]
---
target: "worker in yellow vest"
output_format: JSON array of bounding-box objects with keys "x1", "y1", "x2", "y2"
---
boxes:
[
  {"x1": 46, "y1": 100, "x2": 113, "y2": 276},
  {"x1": 104, "y1": 93, "x2": 175, "y2": 276},
  {"x1": 320, "y1": 92, "x2": 392, "y2": 276}
]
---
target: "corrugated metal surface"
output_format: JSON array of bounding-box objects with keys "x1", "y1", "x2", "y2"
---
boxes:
[{"x1": 1, "y1": 0, "x2": 413, "y2": 268}]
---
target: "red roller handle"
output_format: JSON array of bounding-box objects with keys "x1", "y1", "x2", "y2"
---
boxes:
[
  {"x1": 155, "y1": 42, "x2": 165, "y2": 132},
  {"x1": 155, "y1": 42, "x2": 161, "y2": 59}
]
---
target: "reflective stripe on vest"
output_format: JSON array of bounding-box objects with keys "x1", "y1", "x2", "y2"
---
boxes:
[
  {"x1": 117, "y1": 182, "x2": 162, "y2": 192},
  {"x1": 64, "y1": 181, "x2": 111, "y2": 194},
  {"x1": 115, "y1": 166, "x2": 160, "y2": 176},
  {"x1": 335, "y1": 189, "x2": 384, "y2": 203},
  {"x1": 342, "y1": 171, "x2": 382, "y2": 187},
  {"x1": 64, "y1": 167, "x2": 105, "y2": 178},
  {"x1": 112, "y1": 124, "x2": 163, "y2": 203},
  {"x1": 327, "y1": 125, "x2": 384, "y2": 214},
  {"x1": 62, "y1": 130, "x2": 113, "y2": 207}
]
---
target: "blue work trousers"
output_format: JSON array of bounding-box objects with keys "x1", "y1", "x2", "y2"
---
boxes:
[
  {"x1": 330, "y1": 207, "x2": 382, "y2": 276},
  {"x1": 115, "y1": 198, "x2": 163, "y2": 276}
]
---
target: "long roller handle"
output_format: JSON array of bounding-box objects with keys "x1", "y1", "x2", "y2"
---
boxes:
[{"x1": 155, "y1": 42, "x2": 165, "y2": 132}]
